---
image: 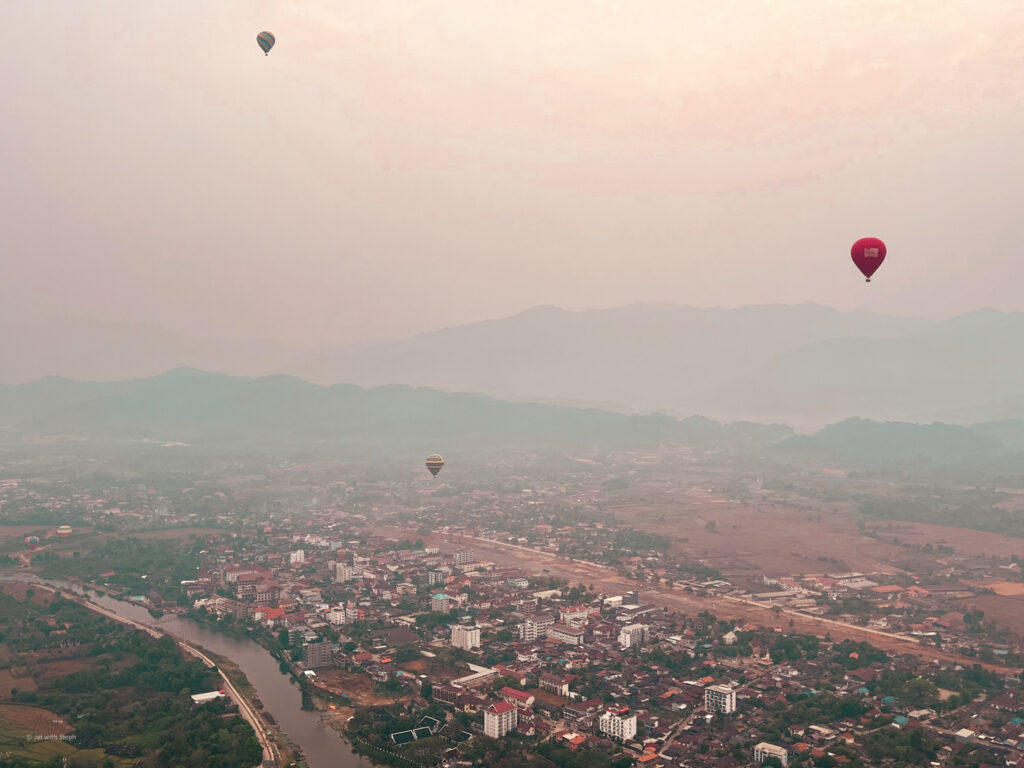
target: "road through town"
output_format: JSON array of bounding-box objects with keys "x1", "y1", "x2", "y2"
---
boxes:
[{"x1": 371, "y1": 527, "x2": 1015, "y2": 675}]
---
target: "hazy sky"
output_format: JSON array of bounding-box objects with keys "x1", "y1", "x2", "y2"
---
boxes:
[{"x1": 3, "y1": 1, "x2": 1023, "y2": 346}]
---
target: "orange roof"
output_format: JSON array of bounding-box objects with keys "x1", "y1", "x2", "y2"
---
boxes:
[
  {"x1": 638, "y1": 754, "x2": 659, "y2": 763},
  {"x1": 872, "y1": 585, "x2": 903, "y2": 594}
]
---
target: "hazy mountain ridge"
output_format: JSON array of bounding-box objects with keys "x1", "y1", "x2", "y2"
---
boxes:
[
  {"x1": 5, "y1": 305, "x2": 1023, "y2": 428},
  {"x1": 0, "y1": 369, "x2": 793, "y2": 449},
  {"x1": 286, "y1": 303, "x2": 942, "y2": 423},
  {"x1": 772, "y1": 417, "x2": 1013, "y2": 467},
  {"x1": 0, "y1": 317, "x2": 319, "y2": 384},
  {"x1": 286, "y1": 303, "x2": 1024, "y2": 427},
  {"x1": 3, "y1": 370, "x2": 1021, "y2": 468}
]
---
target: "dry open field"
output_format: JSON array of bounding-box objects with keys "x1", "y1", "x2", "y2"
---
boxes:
[
  {"x1": 971, "y1": 581, "x2": 1024, "y2": 597},
  {"x1": 0, "y1": 526, "x2": 50, "y2": 543},
  {"x1": 0, "y1": 670, "x2": 37, "y2": 697},
  {"x1": 0, "y1": 581, "x2": 53, "y2": 606},
  {"x1": 526, "y1": 688, "x2": 568, "y2": 709},
  {"x1": 125, "y1": 528, "x2": 226, "y2": 541},
  {"x1": 603, "y1": 484, "x2": 1024, "y2": 575},
  {"x1": 397, "y1": 658, "x2": 462, "y2": 680},
  {"x1": 313, "y1": 669, "x2": 404, "y2": 706},
  {"x1": 0, "y1": 704, "x2": 72, "y2": 736},
  {"x1": 32, "y1": 660, "x2": 88, "y2": 686},
  {"x1": 956, "y1": 593, "x2": 1024, "y2": 635}
]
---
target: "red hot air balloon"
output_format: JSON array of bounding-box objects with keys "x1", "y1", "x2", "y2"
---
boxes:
[{"x1": 851, "y1": 237, "x2": 887, "y2": 282}]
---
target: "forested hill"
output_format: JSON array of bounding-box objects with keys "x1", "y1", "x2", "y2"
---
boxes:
[
  {"x1": 771, "y1": 417, "x2": 1020, "y2": 468},
  {"x1": 0, "y1": 368, "x2": 791, "y2": 450}
]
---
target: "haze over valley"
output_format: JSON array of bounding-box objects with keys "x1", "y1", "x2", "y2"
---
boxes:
[
  {"x1": 4, "y1": 3, "x2": 1024, "y2": 768},
  {"x1": 6, "y1": 303, "x2": 1024, "y2": 429}
]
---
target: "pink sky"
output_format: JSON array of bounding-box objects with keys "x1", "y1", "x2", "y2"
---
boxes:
[{"x1": 2, "y1": 0, "x2": 1023, "y2": 345}]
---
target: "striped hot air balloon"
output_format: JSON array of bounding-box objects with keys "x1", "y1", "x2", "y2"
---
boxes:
[
  {"x1": 256, "y1": 31, "x2": 275, "y2": 55},
  {"x1": 25, "y1": 536, "x2": 40, "y2": 550},
  {"x1": 57, "y1": 525, "x2": 72, "y2": 538},
  {"x1": 425, "y1": 454, "x2": 445, "y2": 478}
]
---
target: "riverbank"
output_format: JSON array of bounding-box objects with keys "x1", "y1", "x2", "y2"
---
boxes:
[
  {"x1": 6, "y1": 572, "x2": 381, "y2": 768},
  {"x1": 19, "y1": 579, "x2": 281, "y2": 767},
  {"x1": 203, "y1": 648, "x2": 304, "y2": 768}
]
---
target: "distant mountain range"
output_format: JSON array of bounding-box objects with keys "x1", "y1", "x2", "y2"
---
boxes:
[
  {"x1": 4, "y1": 304, "x2": 1024, "y2": 427},
  {"x1": 772, "y1": 417, "x2": 1019, "y2": 468},
  {"x1": 2, "y1": 369, "x2": 1022, "y2": 469},
  {"x1": 0, "y1": 317, "x2": 316, "y2": 384},
  {"x1": 0, "y1": 369, "x2": 791, "y2": 450},
  {"x1": 286, "y1": 303, "x2": 1024, "y2": 427}
]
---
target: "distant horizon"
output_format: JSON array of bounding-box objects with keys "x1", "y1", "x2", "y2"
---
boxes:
[
  {"x1": 4, "y1": 300, "x2": 1022, "y2": 433},
  {"x1": 3, "y1": 363, "x2": 1023, "y2": 441},
  {"x1": 4, "y1": 299, "x2": 1020, "y2": 351}
]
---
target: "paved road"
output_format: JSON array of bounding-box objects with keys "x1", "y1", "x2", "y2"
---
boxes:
[
  {"x1": 178, "y1": 640, "x2": 281, "y2": 767},
  {"x1": 659, "y1": 707, "x2": 699, "y2": 756},
  {"x1": 407, "y1": 530, "x2": 1015, "y2": 674}
]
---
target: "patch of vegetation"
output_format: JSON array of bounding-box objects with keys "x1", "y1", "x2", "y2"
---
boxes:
[{"x1": 0, "y1": 590, "x2": 261, "y2": 768}]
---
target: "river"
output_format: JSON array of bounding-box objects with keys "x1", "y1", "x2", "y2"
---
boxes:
[{"x1": 11, "y1": 576, "x2": 375, "y2": 768}]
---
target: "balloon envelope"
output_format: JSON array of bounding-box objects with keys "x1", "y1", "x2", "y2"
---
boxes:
[
  {"x1": 57, "y1": 525, "x2": 72, "y2": 537},
  {"x1": 25, "y1": 536, "x2": 39, "y2": 549},
  {"x1": 257, "y1": 31, "x2": 275, "y2": 55},
  {"x1": 425, "y1": 454, "x2": 445, "y2": 477},
  {"x1": 851, "y1": 237, "x2": 887, "y2": 281}
]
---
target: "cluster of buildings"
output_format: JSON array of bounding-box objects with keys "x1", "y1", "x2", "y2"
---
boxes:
[
  {"x1": 9, "y1": 453, "x2": 1024, "y2": 768},
  {"x1": 178, "y1": 524, "x2": 1024, "y2": 767}
]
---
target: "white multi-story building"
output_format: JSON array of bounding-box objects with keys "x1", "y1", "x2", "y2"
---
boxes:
[
  {"x1": 483, "y1": 702, "x2": 517, "y2": 738},
  {"x1": 546, "y1": 623, "x2": 585, "y2": 646},
  {"x1": 327, "y1": 608, "x2": 347, "y2": 625},
  {"x1": 453, "y1": 551, "x2": 475, "y2": 566},
  {"x1": 705, "y1": 684, "x2": 737, "y2": 714},
  {"x1": 332, "y1": 562, "x2": 361, "y2": 582},
  {"x1": 599, "y1": 708, "x2": 637, "y2": 742},
  {"x1": 451, "y1": 624, "x2": 481, "y2": 651},
  {"x1": 754, "y1": 743, "x2": 789, "y2": 767},
  {"x1": 618, "y1": 623, "x2": 650, "y2": 649},
  {"x1": 559, "y1": 605, "x2": 597, "y2": 626},
  {"x1": 290, "y1": 550, "x2": 305, "y2": 565},
  {"x1": 519, "y1": 616, "x2": 554, "y2": 642}
]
